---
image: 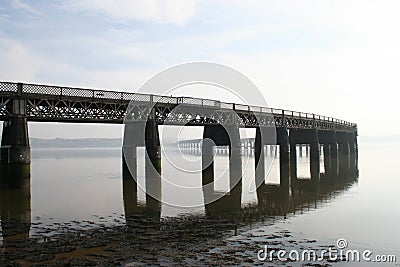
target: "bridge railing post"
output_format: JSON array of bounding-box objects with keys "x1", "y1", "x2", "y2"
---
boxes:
[
  {"x1": 150, "y1": 94, "x2": 154, "y2": 106},
  {"x1": 313, "y1": 113, "x2": 315, "y2": 127},
  {"x1": 17, "y1": 83, "x2": 23, "y2": 96}
]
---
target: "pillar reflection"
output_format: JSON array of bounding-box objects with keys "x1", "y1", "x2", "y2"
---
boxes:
[{"x1": 0, "y1": 164, "x2": 31, "y2": 250}]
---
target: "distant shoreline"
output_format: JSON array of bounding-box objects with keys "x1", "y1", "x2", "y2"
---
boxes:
[
  {"x1": 30, "y1": 138, "x2": 122, "y2": 148},
  {"x1": 0, "y1": 136, "x2": 397, "y2": 149},
  {"x1": 28, "y1": 138, "x2": 177, "y2": 148}
]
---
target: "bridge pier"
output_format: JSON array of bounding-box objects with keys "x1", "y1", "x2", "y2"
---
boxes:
[
  {"x1": 1, "y1": 83, "x2": 30, "y2": 164},
  {"x1": 1, "y1": 117, "x2": 30, "y2": 164},
  {"x1": 289, "y1": 129, "x2": 320, "y2": 182},
  {"x1": 123, "y1": 120, "x2": 161, "y2": 209},
  {"x1": 122, "y1": 160, "x2": 138, "y2": 214},
  {"x1": 309, "y1": 135, "x2": 320, "y2": 181},
  {"x1": 123, "y1": 121, "x2": 145, "y2": 181},
  {"x1": 339, "y1": 143, "x2": 350, "y2": 177},
  {"x1": 254, "y1": 127, "x2": 265, "y2": 189},
  {"x1": 330, "y1": 143, "x2": 339, "y2": 177},
  {"x1": 323, "y1": 144, "x2": 331, "y2": 174},
  {"x1": 255, "y1": 127, "x2": 289, "y2": 193},
  {"x1": 144, "y1": 120, "x2": 161, "y2": 209},
  {"x1": 290, "y1": 141, "x2": 297, "y2": 184},
  {"x1": 278, "y1": 128, "x2": 290, "y2": 191},
  {"x1": 337, "y1": 132, "x2": 352, "y2": 177},
  {"x1": 202, "y1": 124, "x2": 242, "y2": 206},
  {"x1": 349, "y1": 131, "x2": 358, "y2": 177},
  {"x1": 318, "y1": 130, "x2": 338, "y2": 178}
]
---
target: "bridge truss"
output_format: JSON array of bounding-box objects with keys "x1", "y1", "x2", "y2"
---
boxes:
[{"x1": 0, "y1": 82, "x2": 356, "y2": 132}]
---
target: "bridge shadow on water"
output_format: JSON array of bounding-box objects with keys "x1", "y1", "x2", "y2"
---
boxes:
[{"x1": 122, "y1": 151, "x2": 359, "y2": 224}]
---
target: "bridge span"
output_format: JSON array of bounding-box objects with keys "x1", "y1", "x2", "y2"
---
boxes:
[{"x1": 0, "y1": 81, "x2": 357, "y2": 190}]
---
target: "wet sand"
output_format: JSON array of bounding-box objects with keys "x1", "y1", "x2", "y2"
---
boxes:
[{"x1": 1, "y1": 211, "x2": 344, "y2": 267}]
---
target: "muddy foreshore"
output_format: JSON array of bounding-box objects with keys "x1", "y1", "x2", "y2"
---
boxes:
[{"x1": 0, "y1": 210, "x2": 344, "y2": 267}]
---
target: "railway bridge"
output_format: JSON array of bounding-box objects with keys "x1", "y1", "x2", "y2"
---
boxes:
[{"x1": 0, "y1": 82, "x2": 357, "y2": 191}]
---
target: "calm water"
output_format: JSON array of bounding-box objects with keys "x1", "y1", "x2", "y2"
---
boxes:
[{"x1": 1, "y1": 142, "x2": 399, "y2": 265}]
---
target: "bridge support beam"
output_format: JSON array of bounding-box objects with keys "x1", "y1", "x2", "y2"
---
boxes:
[
  {"x1": 289, "y1": 129, "x2": 320, "y2": 182},
  {"x1": 1, "y1": 117, "x2": 30, "y2": 164}
]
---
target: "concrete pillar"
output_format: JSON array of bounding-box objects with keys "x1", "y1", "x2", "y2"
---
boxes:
[
  {"x1": 290, "y1": 129, "x2": 319, "y2": 182},
  {"x1": 123, "y1": 163, "x2": 138, "y2": 217},
  {"x1": 228, "y1": 126, "x2": 242, "y2": 202},
  {"x1": 323, "y1": 144, "x2": 331, "y2": 175},
  {"x1": 290, "y1": 142, "x2": 297, "y2": 183},
  {"x1": 339, "y1": 142, "x2": 350, "y2": 177},
  {"x1": 1, "y1": 117, "x2": 30, "y2": 164},
  {"x1": 144, "y1": 119, "x2": 161, "y2": 210},
  {"x1": 330, "y1": 143, "x2": 339, "y2": 177},
  {"x1": 278, "y1": 128, "x2": 290, "y2": 191},
  {"x1": 254, "y1": 127, "x2": 265, "y2": 188},
  {"x1": 202, "y1": 124, "x2": 242, "y2": 207},
  {"x1": 122, "y1": 119, "x2": 160, "y2": 212},
  {"x1": 310, "y1": 140, "x2": 320, "y2": 181},
  {"x1": 289, "y1": 139, "x2": 297, "y2": 184},
  {"x1": 349, "y1": 132, "x2": 358, "y2": 177},
  {"x1": 123, "y1": 121, "x2": 145, "y2": 184},
  {"x1": 354, "y1": 132, "x2": 359, "y2": 175},
  {"x1": 202, "y1": 125, "x2": 242, "y2": 192}
]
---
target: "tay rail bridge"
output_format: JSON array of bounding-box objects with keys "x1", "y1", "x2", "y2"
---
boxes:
[{"x1": 0, "y1": 81, "x2": 357, "y2": 189}]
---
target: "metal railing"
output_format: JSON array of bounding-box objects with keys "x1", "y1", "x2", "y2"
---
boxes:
[{"x1": 0, "y1": 81, "x2": 357, "y2": 127}]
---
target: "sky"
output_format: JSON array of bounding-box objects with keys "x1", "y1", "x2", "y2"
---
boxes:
[{"x1": 1, "y1": 0, "x2": 400, "y2": 138}]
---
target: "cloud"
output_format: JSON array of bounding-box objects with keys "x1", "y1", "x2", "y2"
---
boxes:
[
  {"x1": 0, "y1": 38, "x2": 40, "y2": 81},
  {"x1": 63, "y1": 0, "x2": 198, "y2": 25},
  {"x1": 2, "y1": 0, "x2": 400, "y2": 137},
  {"x1": 10, "y1": 0, "x2": 41, "y2": 15}
]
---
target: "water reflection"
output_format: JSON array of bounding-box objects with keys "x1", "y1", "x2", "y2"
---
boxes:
[
  {"x1": 0, "y1": 148, "x2": 358, "y2": 265},
  {"x1": 122, "y1": 148, "x2": 358, "y2": 226},
  {"x1": 0, "y1": 164, "x2": 31, "y2": 252}
]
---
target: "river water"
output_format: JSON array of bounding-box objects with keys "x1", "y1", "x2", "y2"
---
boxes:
[{"x1": 0, "y1": 141, "x2": 398, "y2": 266}]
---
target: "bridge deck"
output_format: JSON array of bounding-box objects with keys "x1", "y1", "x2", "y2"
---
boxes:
[{"x1": 0, "y1": 82, "x2": 356, "y2": 132}]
